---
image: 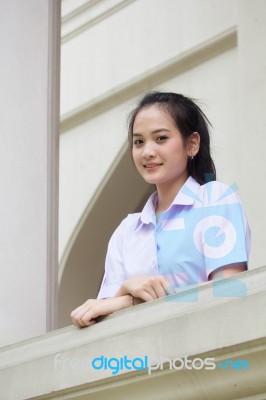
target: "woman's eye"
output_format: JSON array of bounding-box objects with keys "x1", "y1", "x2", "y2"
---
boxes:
[
  {"x1": 133, "y1": 139, "x2": 143, "y2": 145},
  {"x1": 156, "y1": 135, "x2": 168, "y2": 142}
]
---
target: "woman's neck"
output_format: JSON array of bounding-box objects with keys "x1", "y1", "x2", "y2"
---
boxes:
[{"x1": 156, "y1": 175, "x2": 188, "y2": 214}]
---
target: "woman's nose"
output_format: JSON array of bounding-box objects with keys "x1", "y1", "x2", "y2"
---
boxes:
[{"x1": 142, "y1": 142, "x2": 156, "y2": 158}]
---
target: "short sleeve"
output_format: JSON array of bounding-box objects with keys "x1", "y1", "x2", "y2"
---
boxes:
[
  {"x1": 195, "y1": 182, "x2": 251, "y2": 278},
  {"x1": 97, "y1": 219, "x2": 127, "y2": 299}
]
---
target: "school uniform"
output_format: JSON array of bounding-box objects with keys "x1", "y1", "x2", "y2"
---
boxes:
[{"x1": 97, "y1": 176, "x2": 250, "y2": 299}]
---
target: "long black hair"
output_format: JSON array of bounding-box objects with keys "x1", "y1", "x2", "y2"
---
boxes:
[{"x1": 128, "y1": 91, "x2": 216, "y2": 185}]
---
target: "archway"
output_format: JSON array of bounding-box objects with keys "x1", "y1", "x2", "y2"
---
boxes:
[{"x1": 58, "y1": 145, "x2": 153, "y2": 328}]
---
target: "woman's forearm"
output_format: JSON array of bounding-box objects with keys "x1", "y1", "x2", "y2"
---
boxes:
[{"x1": 71, "y1": 295, "x2": 133, "y2": 328}]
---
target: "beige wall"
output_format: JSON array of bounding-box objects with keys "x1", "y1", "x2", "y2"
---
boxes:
[
  {"x1": 0, "y1": 2, "x2": 265, "y2": 397},
  {"x1": 59, "y1": 0, "x2": 266, "y2": 327}
]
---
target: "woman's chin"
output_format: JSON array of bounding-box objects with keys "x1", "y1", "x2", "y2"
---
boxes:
[{"x1": 142, "y1": 175, "x2": 160, "y2": 185}]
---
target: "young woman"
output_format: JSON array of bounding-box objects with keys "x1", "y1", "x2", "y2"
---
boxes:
[{"x1": 71, "y1": 91, "x2": 250, "y2": 328}]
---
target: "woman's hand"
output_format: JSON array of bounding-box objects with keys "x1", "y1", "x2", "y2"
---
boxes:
[
  {"x1": 70, "y1": 295, "x2": 132, "y2": 328},
  {"x1": 115, "y1": 275, "x2": 170, "y2": 302}
]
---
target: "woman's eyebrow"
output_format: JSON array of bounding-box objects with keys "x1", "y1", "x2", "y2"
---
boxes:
[
  {"x1": 132, "y1": 128, "x2": 170, "y2": 136},
  {"x1": 151, "y1": 128, "x2": 170, "y2": 134}
]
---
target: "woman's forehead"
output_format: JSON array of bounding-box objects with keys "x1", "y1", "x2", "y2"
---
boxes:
[{"x1": 133, "y1": 104, "x2": 175, "y2": 128}]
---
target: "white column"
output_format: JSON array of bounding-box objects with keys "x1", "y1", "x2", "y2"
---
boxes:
[{"x1": 0, "y1": 0, "x2": 60, "y2": 347}]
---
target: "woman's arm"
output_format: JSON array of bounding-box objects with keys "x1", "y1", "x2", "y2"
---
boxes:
[
  {"x1": 209, "y1": 263, "x2": 247, "y2": 280},
  {"x1": 71, "y1": 274, "x2": 170, "y2": 328},
  {"x1": 71, "y1": 265, "x2": 247, "y2": 328},
  {"x1": 115, "y1": 275, "x2": 170, "y2": 301},
  {"x1": 71, "y1": 295, "x2": 133, "y2": 328}
]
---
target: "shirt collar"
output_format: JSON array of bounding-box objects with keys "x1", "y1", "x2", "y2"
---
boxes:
[{"x1": 138, "y1": 176, "x2": 201, "y2": 226}]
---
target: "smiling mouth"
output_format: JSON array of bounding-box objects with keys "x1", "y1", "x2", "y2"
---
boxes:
[{"x1": 144, "y1": 163, "x2": 163, "y2": 169}]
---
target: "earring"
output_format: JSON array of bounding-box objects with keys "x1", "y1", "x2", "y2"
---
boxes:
[{"x1": 190, "y1": 153, "x2": 194, "y2": 160}]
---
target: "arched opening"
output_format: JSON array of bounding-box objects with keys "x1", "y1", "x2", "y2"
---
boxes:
[{"x1": 58, "y1": 145, "x2": 153, "y2": 328}]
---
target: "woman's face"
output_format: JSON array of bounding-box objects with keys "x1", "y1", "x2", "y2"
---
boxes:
[{"x1": 132, "y1": 105, "x2": 190, "y2": 190}]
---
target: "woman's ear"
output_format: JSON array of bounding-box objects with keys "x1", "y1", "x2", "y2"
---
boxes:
[{"x1": 187, "y1": 132, "x2": 200, "y2": 157}]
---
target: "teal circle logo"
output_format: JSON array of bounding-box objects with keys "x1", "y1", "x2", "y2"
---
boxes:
[{"x1": 193, "y1": 216, "x2": 236, "y2": 259}]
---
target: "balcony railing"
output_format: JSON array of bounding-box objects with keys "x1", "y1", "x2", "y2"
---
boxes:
[{"x1": 1, "y1": 266, "x2": 266, "y2": 400}]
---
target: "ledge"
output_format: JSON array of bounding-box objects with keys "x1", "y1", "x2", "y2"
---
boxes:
[
  {"x1": 60, "y1": 27, "x2": 237, "y2": 133},
  {"x1": 0, "y1": 266, "x2": 266, "y2": 400},
  {"x1": 61, "y1": 0, "x2": 136, "y2": 43}
]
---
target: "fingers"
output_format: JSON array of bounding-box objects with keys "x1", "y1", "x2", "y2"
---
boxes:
[
  {"x1": 70, "y1": 296, "x2": 130, "y2": 328},
  {"x1": 71, "y1": 299, "x2": 98, "y2": 328},
  {"x1": 71, "y1": 309, "x2": 86, "y2": 328},
  {"x1": 138, "y1": 289, "x2": 156, "y2": 302},
  {"x1": 159, "y1": 275, "x2": 173, "y2": 293},
  {"x1": 145, "y1": 276, "x2": 169, "y2": 298},
  {"x1": 152, "y1": 279, "x2": 168, "y2": 298},
  {"x1": 72, "y1": 316, "x2": 96, "y2": 328},
  {"x1": 130, "y1": 276, "x2": 170, "y2": 301}
]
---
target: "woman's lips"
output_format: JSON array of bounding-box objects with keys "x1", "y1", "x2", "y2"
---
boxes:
[{"x1": 144, "y1": 163, "x2": 163, "y2": 171}]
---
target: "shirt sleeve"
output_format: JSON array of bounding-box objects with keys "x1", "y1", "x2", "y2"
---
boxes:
[
  {"x1": 97, "y1": 218, "x2": 127, "y2": 299},
  {"x1": 200, "y1": 182, "x2": 251, "y2": 278}
]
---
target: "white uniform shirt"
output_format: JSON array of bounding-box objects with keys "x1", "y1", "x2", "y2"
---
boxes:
[{"x1": 97, "y1": 177, "x2": 250, "y2": 299}]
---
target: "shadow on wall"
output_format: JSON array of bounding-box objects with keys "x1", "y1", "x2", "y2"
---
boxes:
[{"x1": 58, "y1": 145, "x2": 153, "y2": 328}]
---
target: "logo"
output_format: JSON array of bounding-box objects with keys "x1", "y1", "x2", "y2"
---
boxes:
[
  {"x1": 193, "y1": 215, "x2": 236, "y2": 259},
  {"x1": 53, "y1": 353, "x2": 250, "y2": 375},
  {"x1": 160, "y1": 180, "x2": 249, "y2": 301}
]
